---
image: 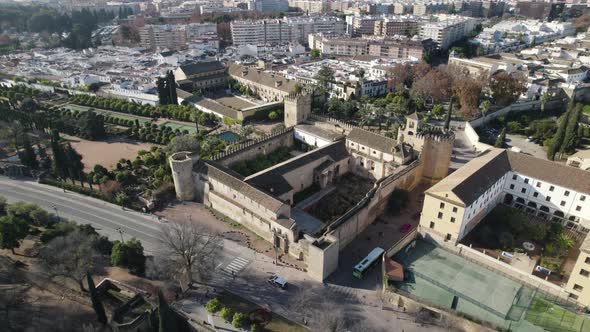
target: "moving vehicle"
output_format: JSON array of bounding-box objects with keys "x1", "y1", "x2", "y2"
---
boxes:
[
  {"x1": 353, "y1": 247, "x2": 385, "y2": 279},
  {"x1": 267, "y1": 275, "x2": 288, "y2": 289}
]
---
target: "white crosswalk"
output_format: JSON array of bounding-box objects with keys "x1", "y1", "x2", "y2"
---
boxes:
[{"x1": 220, "y1": 256, "x2": 250, "y2": 277}]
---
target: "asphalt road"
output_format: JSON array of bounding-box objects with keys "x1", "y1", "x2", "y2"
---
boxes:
[{"x1": 0, "y1": 176, "x2": 449, "y2": 331}]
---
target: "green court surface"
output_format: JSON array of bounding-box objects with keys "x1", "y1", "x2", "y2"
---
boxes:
[
  {"x1": 160, "y1": 121, "x2": 197, "y2": 133},
  {"x1": 525, "y1": 293, "x2": 590, "y2": 332},
  {"x1": 394, "y1": 240, "x2": 590, "y2": 332}
]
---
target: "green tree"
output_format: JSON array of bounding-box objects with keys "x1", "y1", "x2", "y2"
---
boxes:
[
  {"x1": 64, "y1": 143, "x2": 84, "y2": 184},
  {"x1": 110, "y1": 238, "x2": 146, "y2": 275},
  {"x1": 495, "y1": 127, "x2": 506, "y2": 148},
  {"x1": 0, "y1": 215, "x2": 28, "y2": 254},
  {"x1": 541, "y1": 92, "x2": 550, "y2": 112},
  {"x1": 18, "y1": 134, "x2": 38, "y2": 169},
  {"x1": 87, "y1": 272, "x2": 107, "y2": 324},
  {"x1": 80, "y1": 110, "x2": 105, "y2": 140},
  {"x1": 220, "y1": 307, "x2": 233, "y2": 321},
  {"x1": 205, "y1": 298, "x2": 221, "y2": 313},
  {"x1": 310, "y1": 48, "x2": 320, "y2": 59},
  {"x1": 444, "y1": 97, "x2": 453, "y2": 131},
  {"x1": 50, "y1": 130, "x2": 68, "y2": 180},
  {"x1": 560, "y1": 103, "x2": 582, "y2": 155},
  {"x1": 156, "y1": 77, "x2": 168, "y2": 105},
  {"x1": 547, "y1": 106, "x2": 571, "y2": 160},
  {"x1": 314, "y1": 66, "x2": 334, "y2": 92},
  {"x1": 167, "y1": 70, "x2": 178, "y2": 105},
  {"x1": 431, "y1": 104, "x2": 444, "y2": 117},
  {"x1": 0, "y1": 196, "x2": 6, "y2": 215},
  {"x1": 232, "y1": 312, "x2": 246, "y2": 328}
]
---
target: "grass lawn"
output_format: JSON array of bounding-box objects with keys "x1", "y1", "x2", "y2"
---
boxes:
[
  {"x1": 525, "y1": 296, "x2": 590, "y2": 332},
  {"x1": 217, "y1": 290, "x2": 305, "y2": 332}
]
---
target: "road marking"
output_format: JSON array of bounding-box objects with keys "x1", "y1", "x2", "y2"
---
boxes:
[{"x1": 220, "y1": 256, "x2": 250, "y2": 277}]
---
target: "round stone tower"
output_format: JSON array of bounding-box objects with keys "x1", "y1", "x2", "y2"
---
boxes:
[
  {"x1": 169, "y1": 151, "x2": 196, "y2": 201},
  {"x1": 418, "y1": 131, "x2": 455, "y2": 184}
]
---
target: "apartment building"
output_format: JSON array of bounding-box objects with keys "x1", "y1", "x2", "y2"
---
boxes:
[
  {"x1": 419, "y1": 15, "x2": 477, "y2": 49},
  {"x1": 248, "y1": 0, "x2": 289, "y2": 13},
  {"x1": 347, "y1": 15, "x2": 383, "y2": 36},
  {"x1": 231, "y1": 16, "x2": 345, "y2": 46},
  {"x1": 374, "y1": 16, "x2": 420, "y2": 37},
  {"x1": 288, "y1": 0, "x2": 330, "y2": 14},
  {"x1": 308, "y1": 33, "x2": 433, "y2": 60},
  {"x1": 413, "y1": 2, "x2": 450, "y2": 16},
  {"x1": 139, "y1": 23, "x2": 218, "y2": 50},
  {"x1": 565, "y1": 237, "x2": 590, "y2": 304},
  {"x1": 227, "y1": 63, "x2": 298, "y2": 101},
  {"x1": 420, "y1": 148, "x2": 590, "y2": 244},
  {"x1": 139, "y1": 25, "x2": 187, "y2": 50}
]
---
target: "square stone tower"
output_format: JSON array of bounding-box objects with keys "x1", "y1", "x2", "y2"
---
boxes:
[{"x1": 284, "y1": 92, "x2": 312, "y2": 127}]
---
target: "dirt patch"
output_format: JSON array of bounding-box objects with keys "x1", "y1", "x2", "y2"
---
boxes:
[{"x1": 65, "y1": 135, "x2": 153, "y2": 172}]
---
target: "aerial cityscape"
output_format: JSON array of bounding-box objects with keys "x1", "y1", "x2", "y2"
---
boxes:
[{"x1": 1, "y1": 0, "x2": 590, "y2": 331}]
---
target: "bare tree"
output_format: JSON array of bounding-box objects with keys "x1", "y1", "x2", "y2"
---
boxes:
[
  {"x1": 38, "y1": 230, "x2": 99, "y2": 292},
  {"x1": 158, "y1": 220, "x2": 222, "y2": 289}
]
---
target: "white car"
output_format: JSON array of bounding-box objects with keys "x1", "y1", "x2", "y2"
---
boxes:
[{"x1": 267, "y1": 275, "x2": 288, "y2": 289}]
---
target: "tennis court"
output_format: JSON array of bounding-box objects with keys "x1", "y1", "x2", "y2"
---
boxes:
[
  {"x1": 160, "y1": 121, "x2": 197, "y2": 133},
  {"x1": 393, "y1": 240, "x2": 590, "y2": 332}
]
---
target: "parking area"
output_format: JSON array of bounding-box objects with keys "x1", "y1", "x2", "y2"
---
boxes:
[
  {"x1": 506, "y1": 134, "x2": 548, "y2": 160},
  {"x1": 327, "y1": 184, "x2": 427, "y2": 290}
]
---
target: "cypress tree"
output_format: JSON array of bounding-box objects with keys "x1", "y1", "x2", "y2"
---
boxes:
[
  {"x1": 495, "y1": 127, "x2": 506, "y2": 148},
  {"x1": 560, "y1": 103, "x2": 582, "y2": 155},
  {"x1": 167, "y1": 71, "x2": 178, "y2": 105},
  {"x1": 547, "y1": 106, "x2": 571, "y2": 160},
  {"x1": 156, "y1": 77, "x2": 168, "y2": 105},
  {"x1": 87, "y1": 272, "x2": 107, "y2": 324},
  {"x1": 157, "y1": 289, "x2": 177, "y2": 332},
  {"x1": 50, "y1": 130, "x2": 68, "y2": 180},
  {"x1": 444, "y1": 97, "x2": 453, "y2": 131},
  {"x1": 19, "y1": 134, "x2": 38, "y2": 169}
]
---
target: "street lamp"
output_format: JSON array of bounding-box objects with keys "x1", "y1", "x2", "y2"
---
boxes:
[
  {"x1": 52, "y1": 205, "x2": 60, "y2": 222},
  {"x1": 115, "y1": 227, "x2": 125, "y2": 242}
]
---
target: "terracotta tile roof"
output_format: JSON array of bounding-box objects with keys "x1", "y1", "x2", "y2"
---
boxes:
[
  {"x1": 245, "y1": 141, "x2": 350, "y2": 197},
  {"x1": 178, "y1": 61, "x2": 225, "y2": 76},
  {"x1": 227, "y1": 63, "x2": 298, "y2": 94},
  {"x1": 206, "y1": 163, "x2": 286, "y2": 212},
  {"x1": 427, "y1": 149, "x2": 590, "y2": 206},
  {"x1": 347, "y1": 128, "x2": 397, "y2": 153}
]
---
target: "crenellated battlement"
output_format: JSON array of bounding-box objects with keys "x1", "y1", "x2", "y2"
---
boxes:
[
  {"x1": 211, "y1": 127, "x2": 294, "y2": 162},
  {"x1": 416, "y1": 128, "x2": 455, "y2": 143}
]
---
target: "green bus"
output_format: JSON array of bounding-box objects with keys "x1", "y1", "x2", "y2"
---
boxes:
[{"x1": 353, "y1": 247, "x2": 385, "y2": 279}]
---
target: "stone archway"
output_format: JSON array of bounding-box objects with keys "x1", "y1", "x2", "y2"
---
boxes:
[{"x1": 504, "y1": 193, "x2": 514, "y2": 205}]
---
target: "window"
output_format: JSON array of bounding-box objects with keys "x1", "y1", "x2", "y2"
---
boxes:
[
  {"x1": 546, "y1": 196, "x2": 551, "y2": 202},
  {"x1": 585, "y1": 257, "x2": 590, "y2": 264},
  {"x1": 536, "y1": 182, "x2": 541, "y2": 188},
  {"x1": 446, "y1": 234, "x2": 452, "y2": 241},
  {"x1": 533, "y1": 192, "x2": 539, "y2": 198},
  {"x1": 580, "y1": 269, "x2": 590, "y2": 277},
  {"x1": 429, "y1": 221, "x2": 435, "y2": 229},
  {"x1": 372, "y1": 151, "x2": 376, "y2": 155},
  {"x1": 512, "y1": 174, "x2": 517, "y2": 180},
  {"x1": 550, "y1": 186, "x2": 555, "y2": 192},
  {"x1": 521, "y1": 188, "x2": 526, "y2": 194},
  {"x1": 577, "y1": 206, "x2": 582, "y2": 212},
  {"x1": 450, "y1": 217, "x2": 456, "y2": 223},
  {"x1": 452, "y1": 207, "x2": 458, "y2": 213},
  {"x1": 574, "y1": 284, "x2": 584, "y2": 292},
  {"x1": 437, "y1": 212, "x2": 443, "y2": 219},
  {"x1": 561, "y1": 201, "x2": 566, "y2": 207},
  {"x1": 440, "y1": 202, "x2": 445, "y2": 209},
  {"x1": 524, "y1": 178, "x2": 529, "y2": 184},
  {"x1": 510, "y1": 184, "x2": 515, "y2": 190},
  {"x1": 581, "y1": 195, "x2": 586, "y2": 202},
  {"x1": 570, "y1": 294, "x2": 579, "y2": 300},
  {"x1": 361, "y1": 147, "x2": 365, "y2": 150},
  {"x1": 565, "y1": 190, "x2": 570, "y2": 197}
]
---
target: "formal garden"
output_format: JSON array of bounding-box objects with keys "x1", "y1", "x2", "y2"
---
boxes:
[
  {"x1": 230, "y1": 146, "x2": 294, "y2": 177},
  {"x1": 461, "y1": 206, "x2": 580, "y2": 281}
]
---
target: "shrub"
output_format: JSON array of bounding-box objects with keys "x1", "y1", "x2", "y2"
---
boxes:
[
  {"x1": 250, "y1": 323, "x2": 261, "y2": 332},
  {"x1": 220, "y1": 307, "x2": 234, "y2": 321},
  {"x1": 110, "y1": 238, "x2": 146, "y2": 275},
  {"x1": 232, "y1": 312, "x2": 246, "y2": 328},
  {"x1": 205, "y1": 298, "x2": 221, "y2": 313},
  {"x1": 498, "y1": 231, "x2": 514, "y2": 250}
]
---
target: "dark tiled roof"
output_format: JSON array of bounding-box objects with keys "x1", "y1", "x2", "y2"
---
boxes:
[
  {"x1": 245, "y1": 141, "x2": 350, "y2": 196},
  {"x1": 507, "y1": 151, "x2": 590, "y2": 196},
  {"x1": 428, "y1": 149, "x2": 590, "y2": 206},
  {"x1": 179, "y1": 61, "x2": 225, "y2": 76},
  {"x1": 347, "y1": 128, "x2": 397, "y2": 153},
  {"x1": 206, "y1": 163, "x2": 285, "y2": 212}
]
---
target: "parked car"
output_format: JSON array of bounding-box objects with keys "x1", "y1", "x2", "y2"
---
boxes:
[
  {"x1": 400, "y1": 223, "x2": 412, "y2": 233},
  {"x1": 267, "y1": 275, "x2": 288, "y2": 289}
]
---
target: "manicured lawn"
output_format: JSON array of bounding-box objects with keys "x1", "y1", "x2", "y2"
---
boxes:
[
  {"x1": 525, "y1": 295, "x2": 590, "y2": 332},
  {"x1": 216, "y1": 290, "x2": 305, "y2": 332}
]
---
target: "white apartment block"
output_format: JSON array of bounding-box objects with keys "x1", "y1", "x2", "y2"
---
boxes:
[
  {"x1": 419, "y1": 15, "x2": 477, "y2": 50},
  {"x1": 288, "y1": 0, "x2": 329, "y2": 14},
  {"x1": 140, "y1": 25, "x2": 187, "y2": 51},
  {"x1": 231, "y1": 16, "x2": 345, "y2": 46}
]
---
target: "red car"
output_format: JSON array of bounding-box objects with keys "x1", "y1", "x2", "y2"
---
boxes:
[{"x1": 400, "y1": 223, "x2": 412, "y2": 233}]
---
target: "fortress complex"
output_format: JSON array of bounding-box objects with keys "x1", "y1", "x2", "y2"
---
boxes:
[{"x1": 170, "y1": 92, "x2": 454, "y2": 280}]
